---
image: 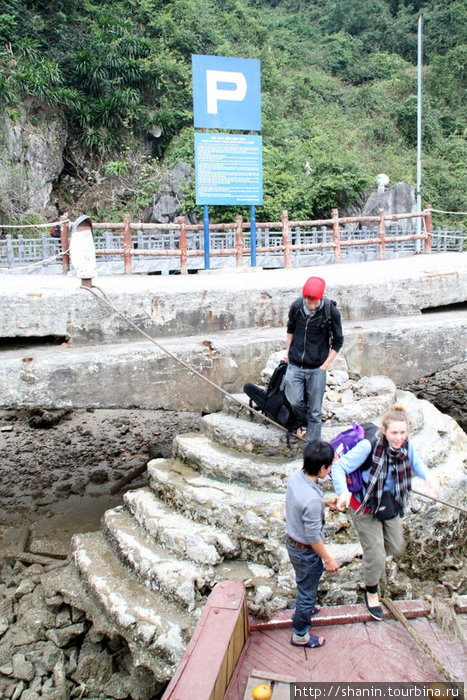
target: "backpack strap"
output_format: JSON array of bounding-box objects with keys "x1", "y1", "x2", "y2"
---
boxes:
[
  {"x1": 360, "y1": 423, "x2": 379, "y2": 477},
  {"x1": 322, "y1": 297, "x2": 337, "y2": 346}
]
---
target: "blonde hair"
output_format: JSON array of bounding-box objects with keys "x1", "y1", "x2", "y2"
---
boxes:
[{"x1": 381, "y1": 404, "x2": 408, "y2": 431}]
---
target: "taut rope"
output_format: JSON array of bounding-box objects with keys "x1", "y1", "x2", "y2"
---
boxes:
[{"x1": 82, "y1": 283, "x2": 466, "y2": 515}]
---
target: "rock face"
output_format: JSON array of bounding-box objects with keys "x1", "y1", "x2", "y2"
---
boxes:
[
  {"x1": 361, "y1": 182, "x2": 416, "y2": 230},
  {"x1": 403, "y1": 362, "x2": 467, "y2": 433},
  {"x1": 30, "y1": 357, "x2": 466, "y2": 695},
  {"x1": 143, "y1": 162, "x2": 193, "y2": 224},
  {"x1": 0, "y1": 100, "x2": 67, "y2": 220}
]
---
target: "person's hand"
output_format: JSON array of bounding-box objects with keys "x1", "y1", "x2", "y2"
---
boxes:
[
  {"x1": 324, "y1": 494, "x2": 339, "y2": 511},
  {"x1": 323, "y1": 555, "x2": 339, "y2": 573},
  {"x1": 284, "y1": 351, "x2": 289, "y2": 362},
  {"x1": 336, "y1": 492, "x2": 351, "y2": 511},
  {"x1": 319, "y1": 361, "x2": 329, "y2": 370}
]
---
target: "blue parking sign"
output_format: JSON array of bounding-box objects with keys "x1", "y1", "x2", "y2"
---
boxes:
[{"x1": 192, "y1": 54, "x2": 261, "y2": 131}]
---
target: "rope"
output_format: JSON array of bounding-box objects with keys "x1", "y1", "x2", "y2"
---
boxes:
[
  {"x1": 0, "y1": 219, "x2": 70, "y2": 229},
  {"x1": 82, "y1": 283, "x2": 302, "y2": 440},
  {"x1": 82, "y1": 283, "x2": 466, "y2": 514},
  {"x1": 381, "y1": 597, "x2": 462, "y2": 684},
  {"x1": 411, "y1": 488, "x2": 467, "y2": 515},
  {"x1": 431, "y1": 209, "x2": 467, "y2": 216},
  {"x1": 0, "y1": 247, "x2": 69, "y2": 273}
]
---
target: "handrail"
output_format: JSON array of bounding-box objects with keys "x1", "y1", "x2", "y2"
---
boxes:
[
  {"x1": 1, "y1": 206, "x2": 444, "y2": 275},
  {"x1": 81, "y1": 206, "x2": 434, "y2": 274}
]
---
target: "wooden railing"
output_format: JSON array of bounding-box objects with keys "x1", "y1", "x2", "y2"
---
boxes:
[
  {"x1": 1, "y1": 206, "x2": 437, "y2": 275},
  {"x1": 88, "y1": 206, "x2": 434, "y2": 275},
  {"x1": 161, "y1": 580, "x2": 249, "y2": 700}
]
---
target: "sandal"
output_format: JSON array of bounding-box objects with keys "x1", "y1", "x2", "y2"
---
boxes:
[
  {"x1": 310, "y1": 605, "x2": 321, "y2": 616},
  {"x1": 290, "y1": 634, "x2": 325, "y2": 648}
]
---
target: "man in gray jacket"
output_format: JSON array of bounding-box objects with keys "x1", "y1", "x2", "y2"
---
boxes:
[{"x1": 286, "y1": 440, "x2": 340, "y2": 648}]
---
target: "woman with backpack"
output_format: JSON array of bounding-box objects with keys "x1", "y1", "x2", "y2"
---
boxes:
[{"x1": 332, "y1": 404, "x2": 439, "y2": 621}]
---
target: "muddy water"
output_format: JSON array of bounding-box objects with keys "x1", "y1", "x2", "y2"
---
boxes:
[{"x1": 0, "y1": 407, "x2": 201, "y2": 552}]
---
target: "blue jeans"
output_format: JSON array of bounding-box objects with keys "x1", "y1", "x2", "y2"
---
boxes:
[
  {"x1": 286, "y1": 538, "x2": 324, "y2": 636},
  {"x1": 284, "y1": 364, "x2": 327, "y2": 442}
]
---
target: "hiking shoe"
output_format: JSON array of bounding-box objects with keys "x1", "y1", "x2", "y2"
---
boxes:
[{"x1": 364, "y1": 591, "x2": 384, "y2": 621}]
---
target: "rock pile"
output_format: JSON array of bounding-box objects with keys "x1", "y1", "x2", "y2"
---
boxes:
[{"x1": 0, "y1": 558, "x2": 160, "y2": 699}]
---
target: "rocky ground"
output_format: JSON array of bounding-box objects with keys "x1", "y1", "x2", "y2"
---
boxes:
[
  {"x1": 0, "y1": 407, "x2": 201, "y2": 533},
  {"x1": 0, "y1": 407, "x2": 201, "y2": 699},
  {"x1": 0, "y1": 360, "x2": 465, "y2": 699}
]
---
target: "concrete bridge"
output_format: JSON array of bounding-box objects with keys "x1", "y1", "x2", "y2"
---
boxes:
[{"x1": 0, "y1": 251, "x2": 465, "y2": 411}]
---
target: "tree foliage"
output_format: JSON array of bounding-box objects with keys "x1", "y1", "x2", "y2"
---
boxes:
[{"x1": 0, "y1": 0, "x2": 465, "y2": 222}]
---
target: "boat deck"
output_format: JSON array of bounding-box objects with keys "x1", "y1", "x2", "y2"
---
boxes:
[
  {"x1": 224, "y1": 602, "x2": 467, "y2": 699},
  {"x1": 161, "y1": 583, "x2": 466, "y2": 700}
]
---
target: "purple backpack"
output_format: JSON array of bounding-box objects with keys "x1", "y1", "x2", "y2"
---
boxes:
[{"x1": 329, "y1": 422, "x2": 378, "y2": 493}]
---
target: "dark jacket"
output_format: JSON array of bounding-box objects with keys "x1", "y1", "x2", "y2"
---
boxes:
[{"x1": 287, "y1": 297, "x2": 344, "y2": 369}]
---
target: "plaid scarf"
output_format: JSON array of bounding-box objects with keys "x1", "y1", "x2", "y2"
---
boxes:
[{"x1": 357, "y1": 434, "x2": 412, "y2": 515}]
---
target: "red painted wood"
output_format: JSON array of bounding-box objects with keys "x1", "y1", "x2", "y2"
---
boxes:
[
  {"x1": 249, "y1": 599, "x2": 432, "y2": 632},
  {"x1": 162, "y1": 580, "x2": 246, "y2": 700},
  {"x1": 225, "y1": 615, "x2": 467, "y2": 699}
]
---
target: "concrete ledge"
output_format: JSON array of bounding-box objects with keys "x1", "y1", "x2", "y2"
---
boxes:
[
  {"x1": 0, "y1": 313, "x2": 465, "y2": 410},
  {"x1": 0, "y1": 253, "x2": 465, "y2": 344}
]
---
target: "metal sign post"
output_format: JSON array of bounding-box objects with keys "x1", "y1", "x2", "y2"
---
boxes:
[{"x1": 192, "y1": 54, "x2": 263, "y2": 270}]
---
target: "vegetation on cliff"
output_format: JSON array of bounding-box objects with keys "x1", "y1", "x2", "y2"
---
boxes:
[{"x1": 0, "y1": 0, "x2": 465, "y2": 223}]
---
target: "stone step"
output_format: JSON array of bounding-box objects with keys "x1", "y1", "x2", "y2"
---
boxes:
[
  {"x1": 124, "y1": 487, "x2": 239, "y2": 565},
  {"x1": 103, "y1": 506, "x2": 211, "y2": 612},
  {"x1": 200, "y1": 411, "x2": 303, "y2": 457},
  {"x1": 221, "y1": 392, "x2": 392, "y2": 444},
  {"x1": 173, "y1": 432, "x2": 302, "y2": 491},
  {"x1": 147, "y1": 457, "x2": 286, "y2": 567},
  {"x1": 103, "y1": 503, "x2": 294, "y2": 618},
  {"x1": 71, "y1": 531, "x2": 194, "y2": 682}
]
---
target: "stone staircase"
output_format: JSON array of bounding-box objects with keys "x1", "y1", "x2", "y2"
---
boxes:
[
  {"x1": 43, "y1": 383, "x2": 466, "y2": 684},
  {"x1": 43, "y1": 393, "x2": 368, "y2": 682}
]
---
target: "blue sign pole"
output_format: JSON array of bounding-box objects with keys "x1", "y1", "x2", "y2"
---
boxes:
[
  {"x1": 203, "y1": 205, "x2": 210, "y2": 270},
  {"x1": 250, "y1": 205, "x2": 257, "y2": 267}
]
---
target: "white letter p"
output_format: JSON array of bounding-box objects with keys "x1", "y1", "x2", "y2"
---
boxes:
[{"x1": 206, "y1": 70, "x2": 247, "y2": 114}]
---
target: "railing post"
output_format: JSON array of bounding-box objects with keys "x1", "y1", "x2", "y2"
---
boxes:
[
  {"x1": 424, "y1": 205, "x2": 432, "y2": 253},
  {"x1": 332, "y1": 208, "x2": 341, "y2": 263},
  {"x1": 235, "y1": 214, "x2": 243, "y2": 268},
  {"x1": 61, "y1": 220, "x2": 70, "y2": 274},
  {"x1": 179, "y1": 216, "x2": 187, "y2": 274},
  {"x1": 281, "y1": 209, "x2": 291, "y2": 268},
  {"x1": 6, "y1": 234, "x2": 14, "y2": 268},
  {"x1": 123, "y1": 215, "x2": 132, "y2": 274},
  {"x1": 378, "y1": 208, "x2": 386, "y2": 259}
]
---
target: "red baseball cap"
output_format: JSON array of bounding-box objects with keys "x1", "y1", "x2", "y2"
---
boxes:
[{"x1": 302, "y1": 276, "x2": 325, "y2": 299}]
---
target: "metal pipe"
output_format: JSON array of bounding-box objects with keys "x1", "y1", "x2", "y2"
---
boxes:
[{"x1": 416, "y1": 14, "x2": 423, "y2": 252}]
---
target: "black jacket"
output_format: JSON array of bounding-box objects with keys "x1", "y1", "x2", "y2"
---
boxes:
[{"x1": 287, "y1": 297, "x2": 344, "y2": 369}]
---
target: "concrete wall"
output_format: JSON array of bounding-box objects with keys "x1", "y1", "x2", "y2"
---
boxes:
[
  {"x1": 1, "y1": 254, "x2": 465, "y2": 344},
  {"x1": 0, "y1": 253, "x2": 465, "y2": 410}
]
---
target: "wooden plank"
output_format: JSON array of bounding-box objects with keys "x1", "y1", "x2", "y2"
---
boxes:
[
  {"x1": 162, "y1": 580, "x2": 248, "y2": 700},
  {"x1": 250, "y1": 670, "x2": 296, "y2": 684},
  {"x1": 249, "y1": 599, "x2": 432, "y2": 631}
]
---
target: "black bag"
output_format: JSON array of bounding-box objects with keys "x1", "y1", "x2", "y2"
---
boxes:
[
  {"x1": 243, "y1": 361, "x2": 300, "y2": 433},
  {"x1": 374, "y1": 491, "x2": 399, "y2": 521}
]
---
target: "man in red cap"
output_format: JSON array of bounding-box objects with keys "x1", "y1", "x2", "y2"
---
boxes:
[{"x1": 284, "y1": 276, "x2": 344, "y2": 442}]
